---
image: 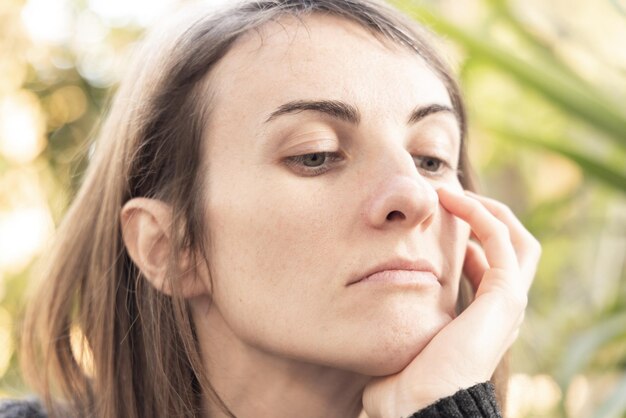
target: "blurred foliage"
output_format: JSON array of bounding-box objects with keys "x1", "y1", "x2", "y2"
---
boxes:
[
  {"x1": 392, "y1": 0, "x2": 626, "y2": 416},
  {"x1": 1, "y1": 0, "x2": 625, "y2": 417}
]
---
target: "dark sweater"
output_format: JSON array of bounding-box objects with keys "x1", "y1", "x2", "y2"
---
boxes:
[
  {"x1": 0, "y1": 382, "x2": 501, "y2": 417},
  {"x1": 409, "y1": 382, "x2": 502, "y2": 418},
  {"x1": 0, "y1": 397, "x2": 46, "y2": 418}
]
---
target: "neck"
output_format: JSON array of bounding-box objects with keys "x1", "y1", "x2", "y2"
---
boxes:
[{"x1": 192, "y1": 299, "x2": 370, "y2": 418}]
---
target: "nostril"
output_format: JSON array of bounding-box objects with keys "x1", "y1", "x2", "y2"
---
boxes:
[{"x1": 386, "y1": 211, "x2": 405, "y2": 221}]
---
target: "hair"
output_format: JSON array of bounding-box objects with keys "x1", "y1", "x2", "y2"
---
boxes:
[{"x1": 20, "y1": 0, "x2": 508, "y2": 417}]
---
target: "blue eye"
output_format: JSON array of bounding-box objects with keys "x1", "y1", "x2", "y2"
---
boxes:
[
  {"x1": 413, "y1": 155, "x2": 449, "y2": 175},
  {"x1": 300, "y1": 152, "x2": 327, "y2": 167},
  {"x1": 284, "y1": 152, "x2": 343, "y2": 176}
]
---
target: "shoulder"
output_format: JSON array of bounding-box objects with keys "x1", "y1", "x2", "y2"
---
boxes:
[{"x1": 0, "y1": 399, "x2": 47, "y2": 418}]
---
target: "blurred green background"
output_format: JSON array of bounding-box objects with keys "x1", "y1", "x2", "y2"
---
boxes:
[{"x1": 0, "y1": 0, "x2": 624, "y2": 416}]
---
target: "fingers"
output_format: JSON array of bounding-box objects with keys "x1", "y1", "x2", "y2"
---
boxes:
[
  {"x1": 440, "y1": 189, "x2": 541, "y2": 291},
  {"x1": 465, "y1": 191, "x2": 541, "y2": 275},
  {"x1": 463, "y1": 191, "x2": 541, "y2": 291},
  {"x1": 437, "y1": 187, "x2": 518, "y2": 272}
]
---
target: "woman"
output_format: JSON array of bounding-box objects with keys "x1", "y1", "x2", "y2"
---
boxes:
[{"x1": 4, "y1": 0, "x2": 541, "y2": 417}]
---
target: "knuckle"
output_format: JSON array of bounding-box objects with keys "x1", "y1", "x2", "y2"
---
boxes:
[
  {"x1": 502, "y1": 288, "x2": 528, "y2": 311},
  {"x1": 526, "y1": 236, "x2": 542, "y2": 258},
  {"x1": 532, "y1": 238, "x2": 542, "y2": 255},
  {"x1": 508, "y1": 329, "x2": 521, "y2": 347},
  {"x1": 489, "y1": 278, "x2": 528, "y2": 309},
  {"x1": 514, "y1": 293, "x2": 529, "y2": 311},
  {"x1": 519, "y1": 309, "x2": 526, "y2": 324},
  {"x1": 494, "y1": 221, "x2": 510, "y2": 238},
  {"x1": 493, "y1": 201, "x2": 513, "y2": 218}
]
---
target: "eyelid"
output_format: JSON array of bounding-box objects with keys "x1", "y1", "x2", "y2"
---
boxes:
[
  {"x1": 410, "y1": 126, "x2": 459, "y2": 159},
  {"x1": 411, "y1": 144, "x2": 456, "y2": 166},
  {"x1": 281, "y1": 138, "x2": 339, "y2": 155},
  {"x1": 413, "y1": 151, "x2": 453, "y2": 166}
]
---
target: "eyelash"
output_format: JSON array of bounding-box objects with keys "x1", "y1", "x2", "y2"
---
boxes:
[
  {"x1": 284, "y1": 152, "x2": 345, "y2": 176},
  {"x1": 413, "y1": 155, "x2": 451, "y2": 177},
  {"x1": 284, "y1": 152, "x2": 454, "y2": 177}
]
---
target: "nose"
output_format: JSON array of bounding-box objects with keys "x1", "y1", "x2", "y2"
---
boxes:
[{"x1": 361, "y1": 154, "x2": 438, "y2": 231}]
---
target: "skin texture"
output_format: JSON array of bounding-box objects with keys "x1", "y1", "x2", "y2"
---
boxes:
[
  {"x1": 195, "y1": 14, "x2": 467, "y2": 417},
  {"x1": 121, "y1": 13, "x2": 540, "y2": 418}
]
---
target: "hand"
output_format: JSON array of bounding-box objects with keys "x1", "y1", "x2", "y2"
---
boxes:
[{"x1": 362, "y1": 187, "x2": 541, "y2": 418}]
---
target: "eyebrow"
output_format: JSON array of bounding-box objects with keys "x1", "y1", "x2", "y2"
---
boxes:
[
  {"x1": 407, "y1": 103, "x2": 455, "y2": 125},
  {"x1": 264, "y1": 99, "x2": 457, "y2": 126},
  {"x1": 265, "y1": 100, "x2": 360, "y2": 124}
]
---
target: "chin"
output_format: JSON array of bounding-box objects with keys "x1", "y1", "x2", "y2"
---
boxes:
[{"x1": 344, "y1": 308, "x2": 454, "y2": 376}]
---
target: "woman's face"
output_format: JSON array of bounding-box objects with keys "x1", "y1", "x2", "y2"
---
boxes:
[{"x1": 198, "y1": 14, "x2": 470, "y2": 376}]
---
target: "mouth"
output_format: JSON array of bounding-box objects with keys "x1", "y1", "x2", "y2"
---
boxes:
[{"x1": 347, "y1": 258, "x2": 441, "y2": 287}]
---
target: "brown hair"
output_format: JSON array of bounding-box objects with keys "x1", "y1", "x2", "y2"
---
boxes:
[{"x1": 21, "y1": 0, "x2": 507, "y2": 417}]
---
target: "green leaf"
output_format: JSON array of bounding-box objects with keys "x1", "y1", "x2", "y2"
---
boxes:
[
  {"x1": 554, "y1": 312, "x2": 626, "y2": 389},
  {"x1": 393, "y1": 1, "x2": 626, "y2": 148},
  {"x1": 592, "y1": 373, "x2": 626, "y2": 418},
  {"x1": 610, "y1": 0, "x2": 626, "y2": 18},
  {"x1": 483, "y1": 0, "x2": 595, "y2": 89},
  {"x1": 485, "y1": 124, "x2": 626, "y2": 193}
]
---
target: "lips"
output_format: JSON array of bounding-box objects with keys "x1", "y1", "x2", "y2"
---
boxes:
[{"x1": 348, "y1": 258, "x2": 440, "y2": 286}]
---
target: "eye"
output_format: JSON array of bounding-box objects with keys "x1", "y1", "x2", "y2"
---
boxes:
[
  {"x1": 284, "y1": 152, "x2": 343, "y2": 176},
  {"x1": 413, "y1": 155, "x2": 448, "y2": 175},
  {"x1": 300, "y1": 153, "x2": 327, "y2": 167}
]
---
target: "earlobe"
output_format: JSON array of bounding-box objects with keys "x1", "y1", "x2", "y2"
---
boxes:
[{"x1": 120, "y1": 198, "x2": 209, "y2": 298}]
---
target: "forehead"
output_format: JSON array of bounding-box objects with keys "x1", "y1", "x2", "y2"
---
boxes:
[{"x1": 206, "y1": 13, "x2": 452, "y2": 129}]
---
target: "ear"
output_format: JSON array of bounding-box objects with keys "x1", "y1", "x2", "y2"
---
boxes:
[{"x1": 120, "y1": 198, "x2": 209, "y2": 298}]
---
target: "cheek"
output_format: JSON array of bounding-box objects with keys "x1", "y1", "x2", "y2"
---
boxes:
[
  {"x1": 208, "y1": 187, "x2": 340, "y2": 274},
  {"x1": 202, "y1": 176, "x2": 347, "y2": 338}
]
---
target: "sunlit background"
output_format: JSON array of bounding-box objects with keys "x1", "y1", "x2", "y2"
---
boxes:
[{"x1": 0, "y1": 0, "x2": 625, "y2": 416}]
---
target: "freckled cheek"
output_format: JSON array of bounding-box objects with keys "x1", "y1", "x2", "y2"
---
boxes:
[{"x1": 208, "y1": 187, "x2": 343, "y2": 277}]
